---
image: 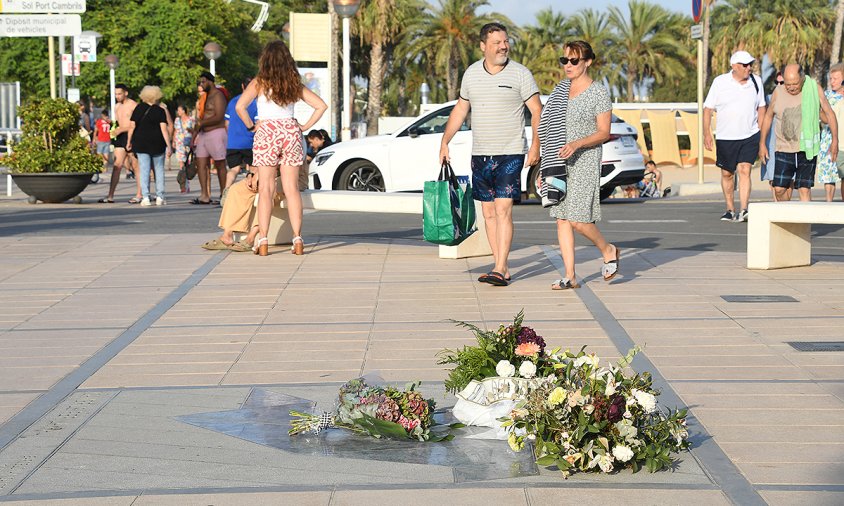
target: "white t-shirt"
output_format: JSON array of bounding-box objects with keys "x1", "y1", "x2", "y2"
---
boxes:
[{"x1": 703, "y1": 71, "x2": 766, "y2": 140}]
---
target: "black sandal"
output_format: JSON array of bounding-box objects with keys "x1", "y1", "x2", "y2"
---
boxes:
[{"x1": 485, "y1": 271, "x2": 509, "y2": 286}]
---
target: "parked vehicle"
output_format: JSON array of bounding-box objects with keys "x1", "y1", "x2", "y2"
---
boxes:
[{"x1": 310, "y1": 98, "x2": 645, "y2": 200}]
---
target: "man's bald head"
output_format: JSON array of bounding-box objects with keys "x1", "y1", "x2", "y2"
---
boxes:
[{"x1": 782, "y1": 64, "x2": 805, "y2": 95}]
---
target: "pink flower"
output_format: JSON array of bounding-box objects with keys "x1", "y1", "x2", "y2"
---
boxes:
[
  {"x1": 398, "y1": 415, "x2": 420, "y2": 431},
  {"x1": 515, "y1": 342, "x2": 541, "y2": 357}
]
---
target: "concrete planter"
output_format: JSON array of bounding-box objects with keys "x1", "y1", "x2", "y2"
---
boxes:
[{"x1": 11, "y1": 172, "x2": 95, "y2": 203}]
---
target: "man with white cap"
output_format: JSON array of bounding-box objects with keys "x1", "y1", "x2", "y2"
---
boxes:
[{"x1": 703, "y1": 50, "x2": 766, "y2": 222}]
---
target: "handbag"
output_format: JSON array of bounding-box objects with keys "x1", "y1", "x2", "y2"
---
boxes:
[
  {"x1": 423, "y1": 161, "x2": 476, "y2": 246},
  {"x1": 540, "y1": 164, "x2": 567, "y2": 208},
  {"x1": 185, "y1": 148, "x2": 198, "y2": 180}
]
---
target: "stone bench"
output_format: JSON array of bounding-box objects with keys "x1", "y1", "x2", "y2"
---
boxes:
[
  {"x1": 264, "y1": 190, "x2": 492, "y2": 259},
  {"x1": 747, "y1": 201, "x2": 844, "y2": 269}
]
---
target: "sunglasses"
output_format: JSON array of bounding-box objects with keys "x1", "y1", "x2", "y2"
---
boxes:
[
  {"x1": 776, "y1": 80, "x2": 785, "y2": 85},
  {"x1": 559, "y1": 57, "x2": 582, "y2": 66},
  {"x1": 737, "y1": 62, "x2": 752, "y2": 68}
]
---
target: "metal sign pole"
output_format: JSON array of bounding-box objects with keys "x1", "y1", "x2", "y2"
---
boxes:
[{"x1": 697, "y1": 37, "x2": 704, "y2": 184}]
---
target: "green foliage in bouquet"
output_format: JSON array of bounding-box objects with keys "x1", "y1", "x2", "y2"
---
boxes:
[
  {"x1": 289, "y1": 378, "x2": 448, "y2": 442},
  {"x1": 503, "y1": 347, "x2": 690, "y2": 477},
  {"x1": 438, "y1": 310, "x2": 551, "y2": 394},
  {"x1": 5, "y1": 99, "x2": 102, "y2": 174}
]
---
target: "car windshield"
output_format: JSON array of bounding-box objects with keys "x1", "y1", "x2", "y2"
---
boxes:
[{"x1": 400, "y1": 106, "x2": 470, "y2": 137}]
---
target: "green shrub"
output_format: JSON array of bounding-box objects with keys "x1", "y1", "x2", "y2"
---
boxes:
[{"x1": 5, "y1": 98, "x2": 102, "y2": 174}]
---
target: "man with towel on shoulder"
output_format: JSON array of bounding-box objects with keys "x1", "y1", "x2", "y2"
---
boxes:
[{"x1": 759, "y1": 64, "x2": 838, "y2": 202}]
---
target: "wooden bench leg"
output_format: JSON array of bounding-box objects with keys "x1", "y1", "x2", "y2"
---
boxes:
[{"x1": 748, "y1": 218, "x2": 811, "y2": 269}]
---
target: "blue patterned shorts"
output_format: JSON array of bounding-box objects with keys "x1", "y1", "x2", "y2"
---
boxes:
[{"x1": 471, "y1": 154, "x2": 525, "y2": 202}]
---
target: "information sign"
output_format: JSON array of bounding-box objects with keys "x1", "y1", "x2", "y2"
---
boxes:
[
  {"x1": 0, "y1": 14, "x2": 81, "y2": 36},
  {"x1": 0, "y1": 0, "x2": 86, "y2": 14},
  {"x1": 73, "y1": 32, "x2": 95, "y2": 61}
]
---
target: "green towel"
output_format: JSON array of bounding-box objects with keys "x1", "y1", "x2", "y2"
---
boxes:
[{"x1": 801, "y1": 76, "x2": 820, "y2": 159}]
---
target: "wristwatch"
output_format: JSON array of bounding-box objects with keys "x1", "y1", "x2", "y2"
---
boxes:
[{"x1": 247, "y1": 124, "x2": 256, "y2": 132}]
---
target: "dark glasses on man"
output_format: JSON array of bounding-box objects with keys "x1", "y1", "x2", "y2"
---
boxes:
[
  {"x1": 776, "y1": 80, "x2": 784, "y2": 85},
  {"x1": 737, "y1": 62, "x2": 752, "y2": 68},
  {"x1": 559, "y1": 57, "x2": 581, "y2": 66}
]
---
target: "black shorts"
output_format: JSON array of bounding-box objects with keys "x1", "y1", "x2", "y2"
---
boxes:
[
  {"x1": 715, "y1": 132, "x2": 760, "y2": 172},
  {"x1": 112, "y1": 132, "x2": 129, "y2": 151},
  {"x1": 226, "y1": 149, "x2": 253, "y2": 168}
]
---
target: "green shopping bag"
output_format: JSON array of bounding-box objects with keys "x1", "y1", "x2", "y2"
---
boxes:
[{"x1": 423, "y1": 161, "x2": 476, "y2": 246}]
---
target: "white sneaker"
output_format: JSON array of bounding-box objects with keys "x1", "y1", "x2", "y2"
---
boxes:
[
  {"x1": 140, "y1": 197, "x2": 151, "y2": 206},
  {"x1": 155, "y1": 197, "x2": 165, "y2": 206}
]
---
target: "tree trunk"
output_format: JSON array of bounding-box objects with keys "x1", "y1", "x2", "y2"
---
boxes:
[
  {"x1": 329, "y1": 4, "x2": 341, "y2": 140},
  {"x1": 833, "y1": 0, "x2": 844, "y2": 64},
  {"x1": 702, "y1": 0, "x2": 712, "y2": 85},
  {"x1": 626, "y1": 68, "x2": 636, "y2": 102},
  {"x1": 447, "y1": 52, "x2": 459, "y2": 101},
  {"x1": 366, "y1": 41, "x2": 385, "y2": 136}
]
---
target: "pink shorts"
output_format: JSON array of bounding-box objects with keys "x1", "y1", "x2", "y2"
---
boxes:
[
  {"x1": 195, "y1": 128, "x2": 227, "y2": 161},
  {"x1": 252, "y1": 118, "x2": 305, "y2": 167}
]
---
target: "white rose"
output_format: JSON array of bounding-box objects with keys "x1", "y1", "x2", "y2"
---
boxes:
[
  {"x1": 612, "y1": 445, "x2": 634, "y2": 462},
  {"x1": 598, "y1": 453, "x2": 614, "y2": 473},
  {"x1": 633, "y1": 390, "x2": 657, "y2": 413},
  {"x1": 574, "y1": 353, "x2": 600, "y2": 369},
  {"x1": 496, "y1": 360, "x2": 516, "y2": 378},
  {"x1": 605, "y1": 380, "x2": 616, "y2": 396},
  {"x1": 519, "y1": 361, "x2": 537, "y2": 378}
]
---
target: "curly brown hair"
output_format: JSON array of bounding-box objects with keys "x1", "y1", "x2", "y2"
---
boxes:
[{"x1": 256, "y1": 40, "x2": 302, "y2": 106}]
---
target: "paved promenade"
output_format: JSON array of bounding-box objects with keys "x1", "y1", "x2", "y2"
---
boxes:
[{"x1": 0, "y1": 178, "x2": 842, "y2": 504}]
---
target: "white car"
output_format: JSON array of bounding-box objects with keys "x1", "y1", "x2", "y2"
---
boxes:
[{"x1": 310, "y1": 98, "x2": 645, "y2": 200}]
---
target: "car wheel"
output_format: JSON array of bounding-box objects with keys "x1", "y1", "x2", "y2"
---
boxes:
[
  {"x1": 338, "y1": 161, "x2": 385, "y2": 191},
  {"x1": 599, "y1": 185, "x2": 616, "y2": 201}
]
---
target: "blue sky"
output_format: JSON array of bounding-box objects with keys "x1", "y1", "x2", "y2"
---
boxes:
[{"x1": 482, "y1": 0, "x2": 687, "y2": 27}]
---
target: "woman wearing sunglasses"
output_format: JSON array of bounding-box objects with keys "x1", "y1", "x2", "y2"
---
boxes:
[{"x1": 539, "y1": 40, "x2": 619, "y2": 290}]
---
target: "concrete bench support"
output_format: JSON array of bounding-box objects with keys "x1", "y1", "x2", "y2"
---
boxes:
[
  {"x1": 265, "y1": 190, "x2": 492, "y2": 259},
  {"x1": 747, "y1": 202, "x2": 844, "y2": 269}
]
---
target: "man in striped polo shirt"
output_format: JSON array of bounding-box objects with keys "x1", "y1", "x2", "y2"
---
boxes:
[{"x1": 439, "y1": 22, "x2": 542, "y2": 287}]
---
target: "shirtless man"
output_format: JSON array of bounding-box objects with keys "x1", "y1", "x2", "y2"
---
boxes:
[
  {"x1": 191, "y1": 72, "x2": 228, "y2": 205},
  {"x1": 98, "y1": 84, "x2": 141, "y2": 203}
]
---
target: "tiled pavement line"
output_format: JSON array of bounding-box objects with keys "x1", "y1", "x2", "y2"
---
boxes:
[
  {"x1": 541, "y1": 245, "x2": 766, "y2": 506},
  {"x1": 357, "y1": 242, "x2": 388, "y2": 378},
  {"x1": 0, "y1": 251, "x2": 228, "y2": 452}
]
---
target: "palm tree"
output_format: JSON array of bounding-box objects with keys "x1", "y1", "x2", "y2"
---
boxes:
[
  {"x1": 710, "y1": 0, "x2": 833, "y2": 77},
  {"x1": 355, "y1": 0, "x2": 424, "y2": 135},
  {"x1": 525, "y1": 7, "x2": 565, "y2": 46},
  {"x1": 608, "y1": 0, "x2": 689, "y2": 101},
  {"x1": 564, "y1": 9, "x2": 623, "y2": 98},
  {"x1": 510, "y1": 33, "x2": 560, "y2": 94},
  {"x1": 401, "y1": 0, "x2": 510, "y2": 100}
]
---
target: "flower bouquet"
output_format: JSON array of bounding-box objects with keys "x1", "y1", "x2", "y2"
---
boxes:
[
  {"x1": 438, "y1": 311, "x2": 554, "y2": 437},
  {"x1": 438, "y1": 311, "x2": 690, "y2": 475},
  {"x1": 504, "y1": 347, "x2": 690, "y2": 476},
  {"x1": 289, "y1": 378, "x2": 444, "y2": 442}
]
